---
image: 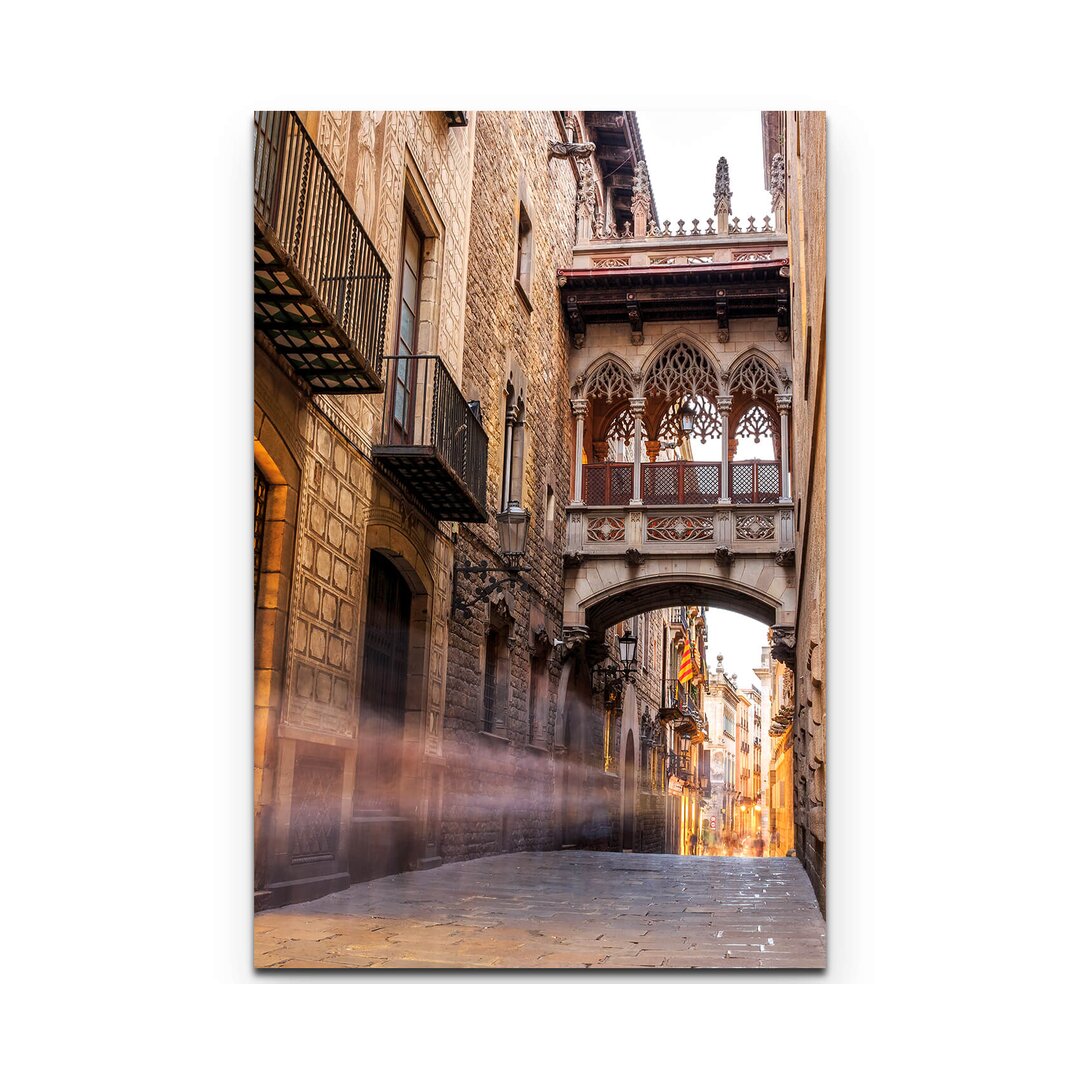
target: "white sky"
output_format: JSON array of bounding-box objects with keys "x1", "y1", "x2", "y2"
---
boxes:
[
  {"x1": 635, "y1": 110, "x2": 773, "y2": 230},
  {"x1": 635, "y1": 110, "x2": 775, "y2": 691}
]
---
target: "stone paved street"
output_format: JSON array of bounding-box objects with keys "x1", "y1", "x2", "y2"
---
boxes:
[{"x1": 254, "y1": 850, "x2": 826, "y2": 969}]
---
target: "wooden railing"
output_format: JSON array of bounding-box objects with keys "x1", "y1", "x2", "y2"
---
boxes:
[
  {"x1": 254, "y1": 111, "x2": 390, "y2": 378},
  {"x1": 580, "y1": 460, "x2": 781, "y2": 505}
]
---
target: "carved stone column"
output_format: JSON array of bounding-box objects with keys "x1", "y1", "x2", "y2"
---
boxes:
[
  {"x1": 571, "y1": 398, "x2": 587, "y2": 506},
  {"x1": 777, "y1": 394, "x2": 792, "y2": 503},
  {"x1": 718, "y1": 394, "x2": 732, "y2": 504},
  {"x1": 630, "y1": 397, "x2": 645, "y2": 506}
]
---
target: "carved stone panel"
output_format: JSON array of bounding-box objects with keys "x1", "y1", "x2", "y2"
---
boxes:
[
  {"x1": 646, "y1": 514, "x2": 713, "y2": 542},
  {"x1": 289, "y1": 756, "x2": 343, "y2": 864},
  {"x1": 587, "y1": 515, "x2": 625, "y2": 543},
  {"x1": 735, "y1": 513, "x2": 776, "y2": 540}
]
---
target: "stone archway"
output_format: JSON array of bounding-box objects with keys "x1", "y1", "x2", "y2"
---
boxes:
[{"x1": 563, "y1": 556, "x2": 794, "y2": 638}]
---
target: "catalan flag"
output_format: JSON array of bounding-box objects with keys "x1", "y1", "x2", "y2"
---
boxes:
[{"x1": 678, "y1": 641, "x2": 694, "y2": 685}]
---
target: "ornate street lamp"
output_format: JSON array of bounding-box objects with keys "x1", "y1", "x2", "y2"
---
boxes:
[
  {"x1": 495, "y1": 500, "x2": 530, "y2": 573},
  {"x1": 677, "y1": 398, "x2": 698, "y2": 437},
  {"x1": 451, "y1": 499, "x2": 533, "y2": 613},
  {"x1": 616, "y1": 625, "x2": 638, "y2": 676},
  {"x1": 593, "y1": 624, "x2": 639, "y2": 697}
]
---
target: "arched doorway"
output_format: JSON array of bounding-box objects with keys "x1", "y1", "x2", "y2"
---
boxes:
[
  {"x1": 621, "y1": 730, "x2": 636, "y2": 851},
  {"x1": 352, "y1": 551, "x2": 412, "y2": 881},
  {"x1": 557, "y1": 655, "x2": 592, "y2": 849}
]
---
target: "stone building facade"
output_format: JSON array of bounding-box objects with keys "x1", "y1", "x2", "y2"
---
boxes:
[
  {"x1": 254, "y1": 110, "x2": 482, "y2": 905},
  {"x1": 764, "y1": 109, "x2": 826, "y2": 910}
]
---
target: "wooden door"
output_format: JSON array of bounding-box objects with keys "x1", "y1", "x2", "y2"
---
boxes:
[{"x1": 356, "y1": 552, "x2": 411, "y2": 813}]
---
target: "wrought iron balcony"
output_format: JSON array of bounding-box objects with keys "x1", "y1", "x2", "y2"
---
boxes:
[
  {"x1": 254, "y1": 111, "x2": 390, "y2": 393},
  {"x1": 373, "y1": 354, "x2": 489, "y2": 522}
]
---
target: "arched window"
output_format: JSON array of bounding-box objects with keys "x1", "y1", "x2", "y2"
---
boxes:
[
  {"x1": 733, "y1": 403, "x2": 779, "y2": 459},
  {"x1": 728, "y1": 354, "x2": 779, "y2": 400}
]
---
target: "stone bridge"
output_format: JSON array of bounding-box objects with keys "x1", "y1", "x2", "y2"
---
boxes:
[{"x1": 562, "y1": 503, "x2": 796, "y2": 636}]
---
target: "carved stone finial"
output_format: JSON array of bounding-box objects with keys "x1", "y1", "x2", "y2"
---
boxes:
[
  {"x1": 631, "y1": 159, "x2": 652, "y2": 239},
  {"x1": 713, "y1": 156, "x2": 732, "y2": 218},
  {"x1": 770, "y1": 153, "x2": 786, "y2": 203},
  {"x1": 631, "y1": 159, "x2": 652, "y2": 204},
  {"x1": 576, "y1": 161, "x2": 597, "y2": 228}
]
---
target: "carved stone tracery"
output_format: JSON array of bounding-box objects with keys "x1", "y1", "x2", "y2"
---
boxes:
[
  {"x1": 736, "y1": 514, "x2": 775, "y2": 541},
  {"x1": 583, "y1": 356, "x2": 635, "y2": 403},
  {"x1": 735, "y1": 403, "x2": 775, "y2": 445},
  {"x1": 643, "y1": 341, "x2": 721, "y2": 403},
  {"x1": 728, "y1": 355, "x2": 779, "y2": 400}
]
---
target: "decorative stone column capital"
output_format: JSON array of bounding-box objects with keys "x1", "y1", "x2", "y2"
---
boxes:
[
  {"x1": 629, "y1": 396, "x2": 646, "y2": 418},
  {"x1": 571, "y1": 398, "x2": 589, "y2": 418},
  {"x1": 717, "y1": 394, "x2": 733, "y2": 413},
  {"x1": 776, "y1": 394, "x2": 792, "y2": 412}
]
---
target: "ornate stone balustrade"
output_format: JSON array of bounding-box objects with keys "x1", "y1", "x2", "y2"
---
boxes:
[
  {"x1": 567, "y1": 226, "x2": 787, "y2": 274},
  {"x1": 591, "y1": 214, "x2": 774, "y2": 240},
  {"x1": 566, "y1": 504, "x2": 794, "y2": 561}
]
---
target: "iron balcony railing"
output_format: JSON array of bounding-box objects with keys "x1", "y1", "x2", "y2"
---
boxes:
[
  {"x1": 254, "y1": 111, "x2": 390, "y2": 390},
  {"x1": 580, "y1": 459, "x2": 781, "y2": 506},
  {"x1": 662, "y1": 679, "x2": 701, "y2": 720},
  {"x1": 374, "y1": 354, "x2": 489, "y2": 521}
]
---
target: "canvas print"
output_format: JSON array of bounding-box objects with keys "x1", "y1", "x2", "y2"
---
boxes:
[{"x1": 253, "y1": 110, "x2": 826, "y2": 968}]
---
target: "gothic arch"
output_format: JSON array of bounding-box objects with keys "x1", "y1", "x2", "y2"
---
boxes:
[
  {"x1": 576, "y1": 352, "x2": 637, "y2": 402},
  {"x1": 724, "y1": 348, "x2": 787, "y2": 460},
  {"x1": 723, "y1": 346, "x2": 788, "y2": 396},
  {"x1": 359, "y1": 517, "x2": 436, "y2": 763},
  {"x1": 639, "y1": 329, "x2": 721, "y2": 385},
  {"x1": 641, "y1": 336, "x2": 723, "y2": 405}
]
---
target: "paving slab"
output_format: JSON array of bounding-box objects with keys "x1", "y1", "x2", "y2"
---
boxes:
[{"x1": 254, "y1": 850, "x2": 826, "y2": 970}]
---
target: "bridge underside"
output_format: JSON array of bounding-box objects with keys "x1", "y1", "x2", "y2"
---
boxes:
[{"x1": 563, "y1": 552, "x2": 795, "y2": 637}]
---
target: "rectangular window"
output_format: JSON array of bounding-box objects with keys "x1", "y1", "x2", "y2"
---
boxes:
[
  {"x1": 390, "y1": 213, "x2": 423, "y2": 442},
  {"x1": 482, "y1": 625, "x2": 510, "y2": 735},
  {"x1": 515, "y1": 202, "x2": 533, "y2": 299}
]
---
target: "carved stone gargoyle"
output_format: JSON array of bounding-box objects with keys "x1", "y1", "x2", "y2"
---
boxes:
[
  {"x1": 769, "y1": 624, "x2": 796, "y2": 668},
  {"x1": 529, "y1": 624, "x2": 551, "y2": 656},
  {"x1": 775, "y1": 548, "x2": 795, "y2": 567},
  {"x1": 714, "y1": 546, "x2": 734, "y2": 566},
  {"x1": 549, "y1": 139, "x2": 596, "y2": 162},
  {"x1": 624, "y1": 547, "x2": 645, "y2": 567}
]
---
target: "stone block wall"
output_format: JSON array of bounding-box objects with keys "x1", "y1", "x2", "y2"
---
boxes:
[
  {"x1": 440, "y1": 111, "x2": 583, "y2": 862},
  {"x1": 255, "y1": 111, "x2": 478, "y2": 904},
  {"x1": 785, "y1": 110, "x2": 827, "y2": 913}
]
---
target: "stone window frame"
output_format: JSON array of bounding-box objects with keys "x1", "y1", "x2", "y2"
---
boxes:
[
  {"x1": 397, "y1": 149, "x2": 446, "y2": 359},
  {"x1": 481, "y1": 616, "x2": 511, "y2": 737},
  {"x1": 513, "y1": 173, "x2": 534, "y2": 312},
  {"x1": 499, "y1": 355, "x2": 529, "y2": 514}
]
